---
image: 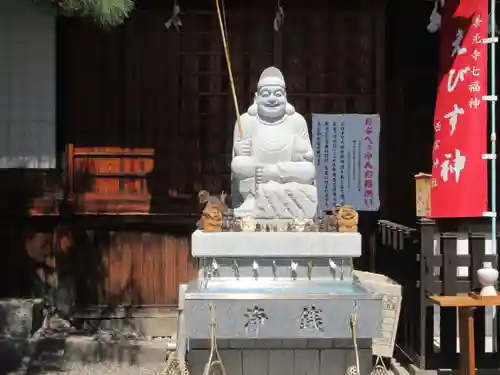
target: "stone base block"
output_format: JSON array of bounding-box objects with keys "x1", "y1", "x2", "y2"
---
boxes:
[
  {"x1": 0, "y1": 299, "x2": 44, "y2": 339},
  {"x1": 0, "y1": 337, "x2": 30, "y2": 372},
  {"x1": 188, "y1": 347, "x2": 373, "y2": 375}
]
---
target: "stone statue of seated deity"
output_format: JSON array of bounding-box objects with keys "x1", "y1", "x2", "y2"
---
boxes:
[{"x1": 231, "y1": 66, "x2": 318, "y2": 219}]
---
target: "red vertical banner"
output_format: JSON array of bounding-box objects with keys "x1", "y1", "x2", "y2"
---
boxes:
[{"x1": 430, "y1": 0, "x2": 489, "y2": 218}]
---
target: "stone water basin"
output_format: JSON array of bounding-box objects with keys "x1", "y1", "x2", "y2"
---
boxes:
[
  {"x1": 187, "y1": 278, "x2": 372, "y2": 298},
  {"x1": 183, "y1": 279, "x2": 383, "y2": 339}
]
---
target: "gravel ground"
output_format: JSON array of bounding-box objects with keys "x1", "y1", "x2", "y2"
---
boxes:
[{"x1": 8, "y1": 360, "x2": 167, "y2": 375}]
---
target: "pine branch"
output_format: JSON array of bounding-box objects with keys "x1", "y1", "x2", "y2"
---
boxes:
[{"x1": 54, "y1": 0, "x2": 135, "y2": 27}]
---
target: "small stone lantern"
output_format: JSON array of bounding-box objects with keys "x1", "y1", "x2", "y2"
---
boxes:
[{"x1": 414, "y1": 173, "x2": 432, "y2": 217}]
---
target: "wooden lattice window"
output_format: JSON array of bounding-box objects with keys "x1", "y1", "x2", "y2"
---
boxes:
[
  {"x1": 177, "y1": 10, "x2": 275, "y2": 195},
  {"x1": 175, "y1": 0, "x2": 380, "y2": 198},
  {"x1": 281, "y1": 11, "x2": 377, "y2": 115}
]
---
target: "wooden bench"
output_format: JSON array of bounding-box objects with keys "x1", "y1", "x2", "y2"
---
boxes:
[{"x1": 430, "y1": 294, "x2": 500, "y2": 375}]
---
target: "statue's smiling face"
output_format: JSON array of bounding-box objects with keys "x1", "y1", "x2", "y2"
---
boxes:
[{"x1": 256, "y1": 85, "x2": 286, "y2": 120}]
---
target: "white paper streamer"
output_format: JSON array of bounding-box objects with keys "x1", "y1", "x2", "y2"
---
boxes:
[{"x1": 165, "y1": 0, "x2": 182, "y2": 30}]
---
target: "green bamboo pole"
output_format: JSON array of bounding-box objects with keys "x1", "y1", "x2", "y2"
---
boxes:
[
  {"x1": 490, "y1": 0, "x2": 497, "y2": 260},
  {"x1": 489, "y1": 0, "x2": 498, "y2": 353}
]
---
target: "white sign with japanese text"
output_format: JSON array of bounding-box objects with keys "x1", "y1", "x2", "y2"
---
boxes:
[{"x1": 312, "y1": 114, "x2": 380, "y2": 212}]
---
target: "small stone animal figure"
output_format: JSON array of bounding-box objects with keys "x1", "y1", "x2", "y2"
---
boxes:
[
  {"x1": 201, "y1": 203, "x2": 223, "y2": 232},
  {"x1": 232, "y1": 219, "x2": 242, "y2": 232},
  {"x1": 198, "y1": 190, "x2": 228, "y2": 213},
  {"x1": 336, "y1": 205, "x2": 359, "y2": 232},
  {"x1": 316, "y1": 217, "x2": 328, "y2": 232},
  {"x1": 304, "y1": 221, "x2": 317, "y2": 232},
  {"x1": 222, "y1": 209, "x2": 234, "y2": 231},
  {"x1": 241, "y1": 216, "x2": 257, "y2": 232},
  {"x1": 327, "y1": 206, "x2": 340, "y2": 232},
  {"x1": 293, "y1": 218, "x2": 306, "y2": 232},
  {"x1": 196, "y1": 190, "x2": 229, "y2": 231}
]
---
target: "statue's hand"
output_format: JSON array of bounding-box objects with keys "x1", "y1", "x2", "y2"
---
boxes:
[
  {"x1": 235, "y1": 140, "x2": 252, "y2": 156},
  {"x1": 291, "y1": 153, "x2": 305, "y2": 162},
  {"x1": 255, "y1": 166, "x2": 264, "y2": 184},
  {"x1": 255, "y1": 165, "x2": 279, "y2": 183}
]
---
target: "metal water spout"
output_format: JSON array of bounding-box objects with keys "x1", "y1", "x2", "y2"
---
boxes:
[
  {"x1": 290, "y1": 260, "x2": 298, "y2": 280},
  {"x1": 329, "y1": 258, "x2": 337, "y2": 279},
  {"x1": 272, "y1": 260, "x2": 277, "y2": 279},
  {"x1": 212, "y1": 258, "x2": 220, "y2": 278},
  {"x1": 232, "y1": 260, "x2": 240, "y2": 280},
  {"x1": 252, "y1": 260, "x2": 259, "y2": 280},
  {"x1": 203, "y1": 258, "x2": 213, "y2": 289}
]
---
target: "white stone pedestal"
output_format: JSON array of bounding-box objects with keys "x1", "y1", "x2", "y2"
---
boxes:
[{"x1": 191, "y1": 231, "x2": 361, "y2": 257}]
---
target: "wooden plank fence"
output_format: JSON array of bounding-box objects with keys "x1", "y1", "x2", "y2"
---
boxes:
[{"x1": 0, "y1": 217, "x2": 198, "y2": 309}]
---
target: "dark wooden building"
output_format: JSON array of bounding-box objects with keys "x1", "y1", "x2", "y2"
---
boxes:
[{"x1": 1, "y1": 0, "x2": 440, "y2": 312}]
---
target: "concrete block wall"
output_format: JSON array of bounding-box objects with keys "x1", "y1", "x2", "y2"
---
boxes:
[
  {"x1": 188, "y1": 339, "x2": 373, "y2": 375},
  {"x1": 0, "y1": 298, "x2": 44, "y2": 338},
  {"x1": 0, "y1": 0, "x2": 56, "y2": 169}
]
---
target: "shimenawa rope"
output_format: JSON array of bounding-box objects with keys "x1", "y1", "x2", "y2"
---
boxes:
[{"x1": 202, "y1": 304, "x2": 227, "y2": 375}]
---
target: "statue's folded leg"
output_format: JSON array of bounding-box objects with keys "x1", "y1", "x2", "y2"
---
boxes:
[
  {"x1": 283, "y1": 183, "x2": 318, "y2": 218},
  {"x1": 255, "y1": 183, "x2": 315, "y2": 219},
  {"x1": 265, "y1": 189, "x2": 290, "y2": 218},
  {"x1": 279, "y1": 189, "x2": 305, "y2": 218},
  {"x1": 234, "y1": 199, "x2": 257, "y2": 218},
  {"x1": 277, "y1": 161, "x2": 316, "y2": 184},
  {"x1": 231, "y1": 156, "x2": 256, "y2": 180},
  {"x1": 239, "y1": 177, "x2": 256, "y2": 197},
  {"x1": 233, "y1": 177, "x2": 258, "y2": 217},
  {"x1": 255, "y1": 184, "x2": 278, "y2": 218},
  {"x1": 257, "y1": 184, "x2": 298, "y2": 218}
]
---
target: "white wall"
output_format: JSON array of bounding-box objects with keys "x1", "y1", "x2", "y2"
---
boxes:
[{"x1": 0, "y1": 0, "x2": 56, "y2": 168}]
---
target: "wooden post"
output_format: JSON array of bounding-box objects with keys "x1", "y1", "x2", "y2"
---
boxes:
[
  {"x1": 458, "y1": 307, "x2": 475, "y2": 375},
  {"x1": 417, "y1": 217, "x2": 435, "y2": 369}
]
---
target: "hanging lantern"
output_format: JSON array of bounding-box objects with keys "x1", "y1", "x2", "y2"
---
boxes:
[{"x1": 415, "y1": 172, "x2": 432, "y2": 217}]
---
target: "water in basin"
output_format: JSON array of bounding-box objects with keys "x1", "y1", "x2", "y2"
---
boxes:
[{"x1": 202, "y1": 279, "x2": 368, "y2": 294}]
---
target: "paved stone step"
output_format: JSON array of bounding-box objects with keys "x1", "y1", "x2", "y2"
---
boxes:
[
  {"x1": 42, "y1": 335, "x2": 173, "y2": 365},
  {"x1": 75, "y1": 308, "x2": 179, "y2": 339}
]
